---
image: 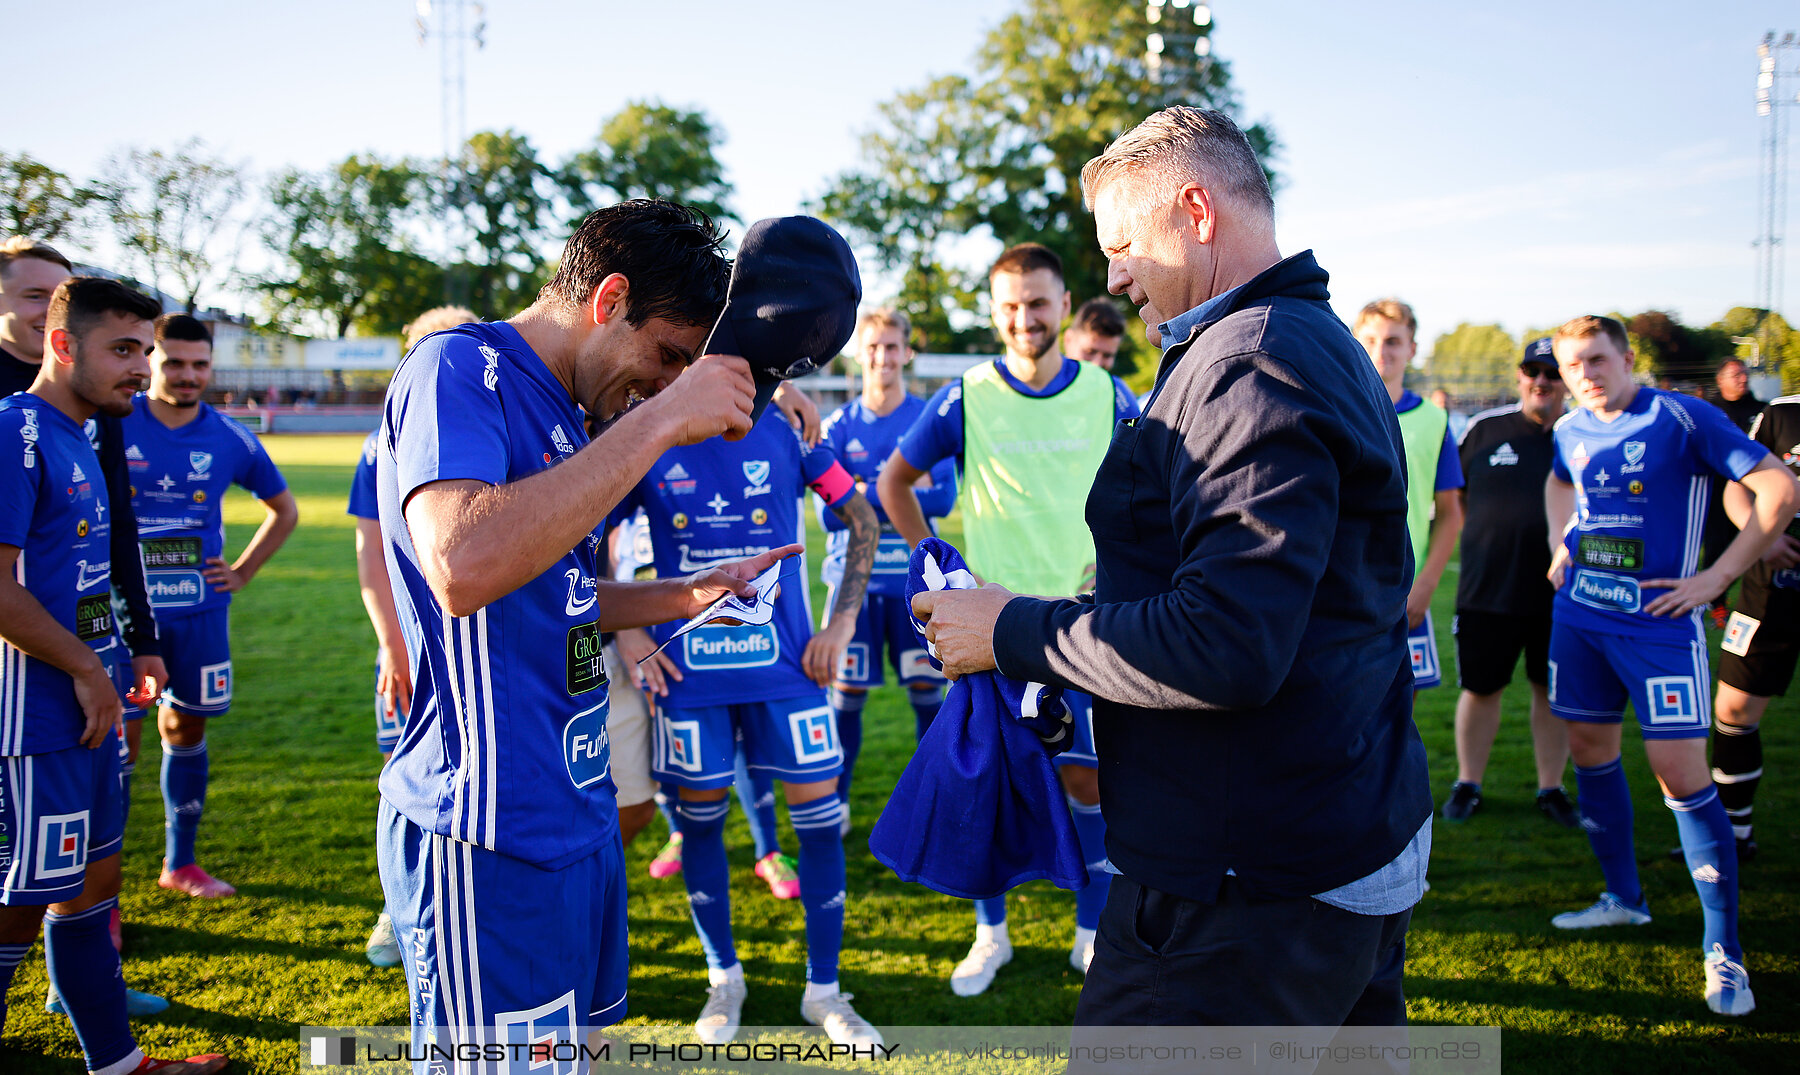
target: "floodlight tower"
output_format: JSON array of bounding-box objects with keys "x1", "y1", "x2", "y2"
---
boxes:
[
  {"x1": 1754, "y1": 30, "x2": 1799, "y2": 366},
  {"x1": 1144, "y1": 0, "x2": 1214, "y2": 80},
  {"x1": 416, "y1": 0, "x2": 487, "y2": 297}
]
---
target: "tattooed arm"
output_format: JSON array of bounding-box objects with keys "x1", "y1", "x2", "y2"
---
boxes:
[{"x1": 801, "y1": 490, "x2": 879, "y2": 686}]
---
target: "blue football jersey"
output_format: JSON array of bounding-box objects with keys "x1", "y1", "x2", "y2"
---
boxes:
[
  {"x1": 0, "y1": 393, "x2": 123, "y2": 755},
  {"x1": 120, "y1": 397, "x2": 287, "y2": 621},
  {"x1": 378, "y1": 322, "x2": 617, "y2": 870},
  {"x1": 620, "y1": 409, "x2": 854, "y2": 708},
  {"x1": 347, "y1": 429, "x2": 379, "y2": 521},
  {"x1": 1552, "y1": 387, "x2": 1767, "y2": 637},
  {"x1": 818, "y1": 395, "x2": 957, "y2": 596}
]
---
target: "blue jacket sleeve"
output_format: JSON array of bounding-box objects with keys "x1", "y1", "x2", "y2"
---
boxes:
[{"x1": 993, "y1": 353, "x2": 1345, "y2": 711}]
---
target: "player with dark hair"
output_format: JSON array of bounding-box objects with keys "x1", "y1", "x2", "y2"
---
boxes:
[
  {"x1": 1544, "y1": 314, "x2": 1798, "y2": 1016},
  {"x1": 120, "y1": 313, "x2": 298, "y2": 900},
  {"x1": 0, "y1": 276, "x2": 226, "y2": 1073},
  {"x1": 1063, "y1": 298, "x2": 1126, "y2": 371},
  {"x1": 375, "y1": 200, "x2": 800, "y2": 1062},
  {"x1": 1, "y1": 241, "x2": 165, "y2": 955},
  {"x1": 878, "y1": 242, "x2": 1139, "y2": 994}
]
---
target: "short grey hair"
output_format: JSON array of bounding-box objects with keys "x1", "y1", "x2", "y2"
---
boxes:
[{"x1": 1080, "y1": 107, "x2": 1274, "y2": 223}]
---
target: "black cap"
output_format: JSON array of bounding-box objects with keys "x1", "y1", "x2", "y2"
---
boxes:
[
  {"x1": 1521, "y1": 336, "x2": 1556, "y2": 371},
  {"x1": 702, "y1": 216, "x2": 862, "y2": 421}
]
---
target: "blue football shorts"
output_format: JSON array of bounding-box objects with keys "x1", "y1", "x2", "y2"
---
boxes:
[
  {"x1": 1, "y1": 727, "x2": 126, "y2": 905},
  {"x1": 158, "y1": 608, "x2": 233, "y2": 716},
  {"x1": 1548, "y1": 621, "x2": 1712, "y2": 740},
  {"x1": 653, "y1": 695, "x2": 843, "y2": 790},
  {"x1": 377, "y1": 800, "x2": 629, "y2": 1071}
]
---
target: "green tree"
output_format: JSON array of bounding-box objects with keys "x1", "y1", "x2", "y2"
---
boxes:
[
  {"x1": 559, "y1": 101, "x2": 733, "y2": 225},
  {"x1": 1426, "y1": 323, "x2": 1516, "y2": 402},
  {"x1": 813, "y1": 76, "x2": 1001, "y2": 354},
  {"x1": 99, "y1": 139, "x2": 247, "y2": 312},
  {"x1": 1, "y1": 152, "x2": 96, "y2": 243},
  {"x1": 815, "y1": 0, "x2": 1277, "y2": 371},
  {"x1": 260, "y1": 154, "x2": 442, "y2": 337},
  {"x1": 451, "y1": 129, "x2": 552, "y2": 317},
  {"x1": 1713, "y1": 306, "x2": 1800, "y2": 393}
]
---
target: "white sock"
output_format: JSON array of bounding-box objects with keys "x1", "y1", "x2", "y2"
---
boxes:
[
  {"x1": 803, "y1": 979, "x2": 840, "y2": 1002},
  {"x1": 708, "y1": 962, "x2": 744, "y2": 988},
  {"x1": 975, "y1": 922, "x2": 1009, "y2": 948},
  {"x1": 1072, "y1": 925, "x2": 1096, "y2": 953},
  {"x1": 91, "y1": 1048, "x2": 146, "y2": 1075}
]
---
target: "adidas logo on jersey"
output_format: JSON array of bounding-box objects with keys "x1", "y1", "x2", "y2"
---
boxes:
[
  {"x1": 664, "y1": 463, "x2": 690, "y2": 480},
  {"x1": 845, "y1": 437, "x2": 865, "y2": 453},
  {"x1": 71, "y1": 461, "x2": 86, "y2": 482},
  {"x1": 551, "y1": 424, "x2": 575, "y2": 455},
  {"x1": 1488, "y1": 443, "x2": 1519, "y2": 467},
  {"x1": 1692, "y1": 864, "x2": 1722, "y2": 884},
  {"x1": 126, "y1": 444, "x2": 145, "y2": 461}
]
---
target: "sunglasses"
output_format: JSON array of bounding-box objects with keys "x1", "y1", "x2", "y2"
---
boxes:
[{"x1": 1521, "y1": 364, "x2": 1559, "y2": 380}]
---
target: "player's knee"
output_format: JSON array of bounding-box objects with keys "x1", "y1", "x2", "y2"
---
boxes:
[
  {"x1": 159, "y1": 707, "x2": 205, "y2": 746},
  {"x1": 1061, "y1": 765, "x2": 1100, "y2": 806},
  {"x1": 783, "y1": 778, "x2": 838, "y2": 806},
  {"x1": 1714, "y1": 689, "x2": 1767, "y2": 730},
  {"x1": 677, "y1": 785, "x2": 729, "y2": 803},
  {"x1": 617, "y1": 799, "x2": 657, "y2": 846},
  {"x1": 51, "y1": 853, "x2": 123, "y2": 915},
  {"x1": 0, "y1": 904, "x2": 50, "y2": 945}
]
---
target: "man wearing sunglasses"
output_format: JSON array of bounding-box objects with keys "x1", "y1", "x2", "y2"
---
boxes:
[{"x1": 1443, "y1": 338, "x2": 1576, "y2": 825}]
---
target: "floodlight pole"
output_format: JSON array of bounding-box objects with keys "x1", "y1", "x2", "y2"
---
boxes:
[
  {"x1": 417, "y1": 0, "x2": 487, "y2": 301},
  {"x1": 1755, "y1": 31, "x2": 1799, "y2": 365}
]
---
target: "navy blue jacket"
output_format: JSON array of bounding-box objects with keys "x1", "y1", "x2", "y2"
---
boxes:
[{"x1": 993, "y1": 251, "x2": 1431, "y2": 902}]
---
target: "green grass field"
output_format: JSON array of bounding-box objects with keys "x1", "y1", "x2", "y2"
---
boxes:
[{"x1": 1, "y1": 433, "x2": 1794, "y2": 1073}]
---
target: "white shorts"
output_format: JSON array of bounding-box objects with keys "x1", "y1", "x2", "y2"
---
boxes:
[{"x1": 604, "y1": 644, "x2": 656, "y2": 807}]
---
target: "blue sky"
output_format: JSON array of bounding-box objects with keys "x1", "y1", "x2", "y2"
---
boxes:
[{"x1": 10, "y1": 1, "x2": 1797, "y2": 350}]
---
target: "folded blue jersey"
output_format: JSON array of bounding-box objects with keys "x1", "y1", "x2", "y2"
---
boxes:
[{"x1": 868, "y1": 538, "x2": 1087, "y2": 900}]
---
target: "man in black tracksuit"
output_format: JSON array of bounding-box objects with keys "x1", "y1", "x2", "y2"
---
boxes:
[{"x1": 913, "y1": 107, "x2": 1431, "y2": 1027}]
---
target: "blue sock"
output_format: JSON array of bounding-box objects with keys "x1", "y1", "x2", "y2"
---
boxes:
[
  {"x1": 0, "y1": 941, "x2": 28, "y2": 1032},
  {"x1": 1069, "y1": 796, "x2": 1112, "y2": 931},
  {"x1": 974, "y1": 895, "x2": 1007, "y2": 927},
  {"x1": 790, "y1": 793, "x2": 846, "y2": 984},
  {"x1": 161, "y1": 738, "x2": 209, "y2": 870},
  {"x1": 1575, "y1": 757, "x2": 1642, "y2": 907},
  {"x1": 1668, "y1": 785, "x2": 1740, "y2": 960},
  {"x1": 908, "y1": 685, "x2": 943, "y2": 742},
  {"x1": 733, "y1": 751, "x2": 782, "y2": 860},
  {"x1": 655, "y1": 788, "x2": 680, "y2": 837},
  {"x1": 45, "y1": 897, "x2": 135, "y2": 1072},
  {"x1": 828, "y1": 688, "x2": 867, "y2": 799},
  {"x1": 676, "y1": 797, "x2": 735, "y2": 970},
  {"x1": 118, "y1": 757, "x2": 135, "y2": 834}
]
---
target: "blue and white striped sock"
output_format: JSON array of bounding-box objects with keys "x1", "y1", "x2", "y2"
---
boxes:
[{"x1": 1669, "y1": 785, "x2": 1740, "y2": 960}]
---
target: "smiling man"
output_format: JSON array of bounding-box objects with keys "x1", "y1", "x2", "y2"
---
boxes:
[
  {"x1": 120, "y1": 315, "x2": 298, "y2": 901},
  {"x1": 0, "y1": 277, "x2": 226, "y2": 1074},
  {"x1": 878, "y1": 244, "x2": 1138, "y2": 995},
  {"x1": 1544, "y1": 315, "x2": 1798, "y2": 1016},
  {"x1": 374, "y1": 199, "x2": 803, "y2": 1066},
  {"x1": 911, "y1": 107, "x2": 1429, "y2": 1028}
]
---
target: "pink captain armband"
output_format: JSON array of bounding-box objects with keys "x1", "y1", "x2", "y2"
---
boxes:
[{"x1": 808, "y1": 461, "x2": 856, "y2": 507}]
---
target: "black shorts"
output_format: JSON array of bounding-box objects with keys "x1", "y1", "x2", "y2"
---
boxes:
[
  {"x1": 1719, "y1": 567, "x2": 1800, "y2": 698},
  {"x1": 1453, "y1": 609, "x2": 1551, "y2": 695}
]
